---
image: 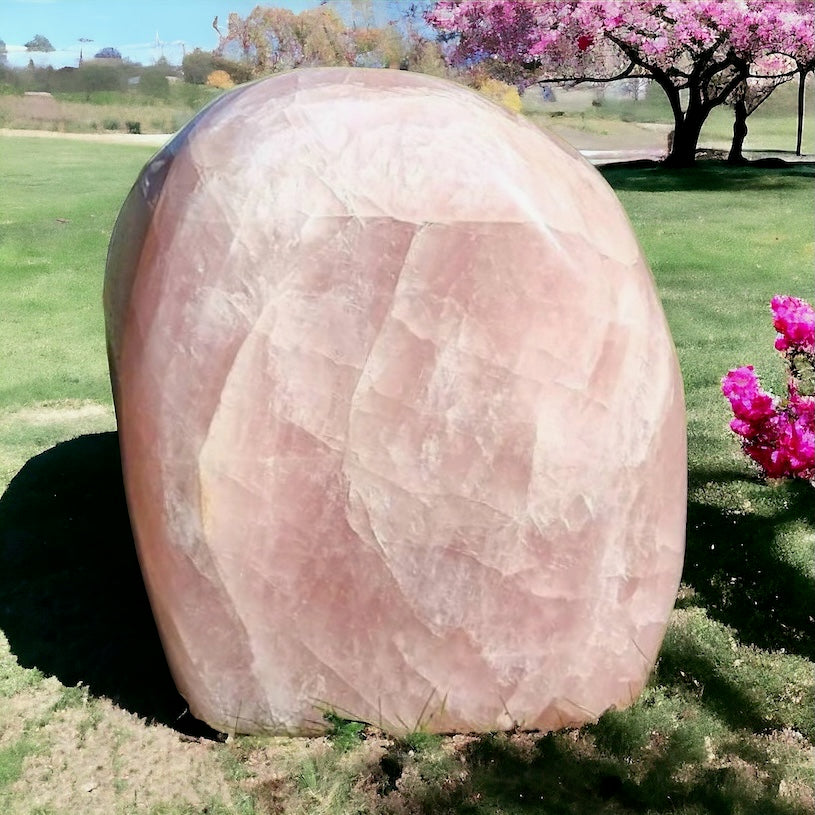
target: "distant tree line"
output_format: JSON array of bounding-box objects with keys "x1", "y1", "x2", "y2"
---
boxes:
[
  {"x1": 0, "y1": 2, "x2": 519, "y2": 116},
  {"x1": 0, "y1": 57, "x2": 180, "y2": 101}
]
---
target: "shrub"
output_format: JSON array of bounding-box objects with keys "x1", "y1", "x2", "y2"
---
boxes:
[
  {"x1": 206, "y1": 69, "x2": 234, "y2": 90},
  {"x1": 125, "y1": 120, "x2": 141, "y2": 134},
  {"x1": 212, "y1": 55, "x2": 254, "y2": 85},
  {"x1": 722, "y1": 296, "x2": 815, "y2": 481},
  {"x1": 482, "y1": 78, "x2": 522, "y2": 113},
  {"x1": 138, "y1": 67, "x2": 170, "y2": 99},
  {"x1": 323, "y1": 711, "x2": 365, "y2": 753}
]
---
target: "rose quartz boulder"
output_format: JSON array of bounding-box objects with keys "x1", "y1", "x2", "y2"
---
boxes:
[{"x1": 104, "y1": 68, "x2": 686, "y2": 736}]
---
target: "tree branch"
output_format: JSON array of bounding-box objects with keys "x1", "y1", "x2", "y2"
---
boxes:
[
  {"x1": 690, "y1": 34, "x2": 728, "y2": 87},
  {"x1": 525, "y1": 59, "x2": 643, "y2": 85},
  {"x1": 749, "y1": 68, "x2": 798, "y2": 80},
  {"x1": 706, "y1": 65, "x2": 750, "y2": 109},
  {"x1": 698, "y1": 53, "x2": 737, "y2": 90}
]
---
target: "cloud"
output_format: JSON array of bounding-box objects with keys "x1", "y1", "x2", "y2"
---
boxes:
[{"x1": 6, "y1": 45, "x2": 74, "y2": 53}]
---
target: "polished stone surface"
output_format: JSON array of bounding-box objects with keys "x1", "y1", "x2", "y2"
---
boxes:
[{"x1": 104, "y1": 67, "x2": 686, "y2": 735}]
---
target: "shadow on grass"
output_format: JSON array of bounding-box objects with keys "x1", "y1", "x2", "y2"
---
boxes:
[
  {"x1": 0, "y1": 432, "x2": 217, "y2": 738},
  {"x1": 369, "y1": 730, "x2": 807, "y2": 815},
  {"x1": 654, "y1": 627, "x2": 776, "y2": 734},
  {"x1": 601, "y1": 160, "x2": 815, "y2": 193},
  {"x1": 682, "y1": 473, "x2": 814, "y2": 662}
]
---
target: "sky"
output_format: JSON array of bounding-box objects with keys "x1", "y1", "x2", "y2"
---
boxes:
[{"x1": 1, "y1": 0, "x2": 322, "y2": 68}]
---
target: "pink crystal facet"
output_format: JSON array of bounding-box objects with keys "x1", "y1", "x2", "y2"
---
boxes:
[{"x1": 104, "y1": 68, "x2": 687, "y2": 735}]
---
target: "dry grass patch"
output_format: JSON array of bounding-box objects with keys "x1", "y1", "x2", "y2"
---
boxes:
[
  {"x1": 0, "y1": 95, "x2": 184, "y2": 134},
  {"x1": 0, "y1": 400, "x2": 114, "y2": 490},
  {"x1": 9, "y1": 699, "x2": 233, "y2": 815},
  {"x1": 4, "y1": 401, "x2": 111, "y2": 427}
]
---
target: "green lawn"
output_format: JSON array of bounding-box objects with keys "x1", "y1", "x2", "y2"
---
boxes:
[
  {"x1": 0, "y1": 135, "x2": 812, "y2": 814},
  {"x1": 0, "y1": 137, "x2": 149, "y2": 409},
  {"x1": 0, "y1": 137, "x2": 151, "y2": 486},
  {"x1": 524, "y1": 78, "x2": 815, "y2": 153}
]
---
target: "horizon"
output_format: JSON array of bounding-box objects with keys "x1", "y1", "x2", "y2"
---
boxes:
[{"x1": 1, "y1": 0, "x2": 322, "y2": 69}]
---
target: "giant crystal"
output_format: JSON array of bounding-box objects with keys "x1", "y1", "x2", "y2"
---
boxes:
[{"x1": 104, "y1": 68, "x2": 686, "y2": 735}]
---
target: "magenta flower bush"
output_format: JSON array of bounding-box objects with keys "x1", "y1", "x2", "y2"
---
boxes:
[
  {"x1": 722, "y1": 296, "x2": 815, "y2": 481},
  {"x1": 771, "y1": 294, "x2": 815, "y2": 353}
]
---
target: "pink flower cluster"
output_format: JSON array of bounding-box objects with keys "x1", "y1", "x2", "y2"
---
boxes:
[
  {"x1": 771, "y1": 294, "x2": 815, "y2": 352},
  {"x1": 722, "y1": 296, "x2": 815, "y2": 481}
]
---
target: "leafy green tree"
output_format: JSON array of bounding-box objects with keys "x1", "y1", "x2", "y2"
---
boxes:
[
  {"x1": 139, "y1": 65, "x2": 170, "y2": 99},
  {"x1": 182, "y1": 48, "x2": 214, "y2": 84},
  {"x1": 76, "y1": 62, "x2": 126, "y2": 97},
  {"x1": 94, "y1": 47, "x2": 122, "y2": 60},
  {"x1": 352, "y1": 24, "x2": 406, "y2": 68},
  {"x1": 49, "y1": 66, "x2": 78, "y2": 93},
  {"x1": 216, "y1": 5, "x2": 354, "y2": 75},
  {"x1": 25, "y1": 34, "x2": 55, "y2": 52}
]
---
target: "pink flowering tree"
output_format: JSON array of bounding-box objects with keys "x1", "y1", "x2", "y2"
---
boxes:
[
  {"x1": 725, "y1": 55, "x2": 796, "y2": 164},
  {"x1": 747, "y1": 0, "x2": 815, "y2": 155},
  {"x1": 785, "y1": 1, "x2": 815, "y2": 155},
  {"x1": 427, "y1": 1, "x2": 812, "y2": 167},
  {"x1": 722, "y1": 296, "x2": 815, "y2": 482}
]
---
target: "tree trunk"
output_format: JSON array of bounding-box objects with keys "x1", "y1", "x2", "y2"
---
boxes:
[
  {"x1": 796, "y1": 69, "x2": 806, "y2": 156},
  {"x1": 728, "y1": 99, "x2": 749, "y2": 164},
  {"x1": 664, "y1": 107, "x2": 707, "y2": 168}
]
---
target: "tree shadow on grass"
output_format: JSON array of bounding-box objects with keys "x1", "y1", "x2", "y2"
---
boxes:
[
  {"x1": 375, "y1": 730, "x2": 807, "y2": 815},
  {"x1": 0, "y1": 432, "x2": 218, "y2": 738},
  {"x1": 600, "y1": 160, "x2": 814, "y2": 194},
  {"x1": 655, "y1": 639, "x2": 769, "y2": 734},
  {"x1": 682, "y1": 474, "x2": 814, "y2": 662}
]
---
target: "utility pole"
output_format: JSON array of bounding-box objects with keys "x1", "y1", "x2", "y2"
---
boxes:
[{"x1": 78, "y1": 37, "x2": 92, "y2": 66}]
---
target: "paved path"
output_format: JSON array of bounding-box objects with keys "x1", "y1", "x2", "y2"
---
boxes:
[
  {"x1": 582, "y1": 148, "x2": 667, "y2": 165},
  {"x1": 0, "y1": 128, "x2": 171, "y2": 146},
  {"x1": 0, "y1": 126, "x2": 663, "y2": 163},
  {"x1": 2, "y1": 128, "x2": 810, "y2": 166}
]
